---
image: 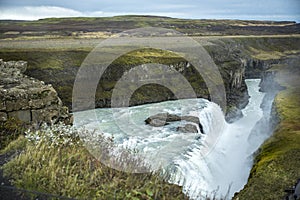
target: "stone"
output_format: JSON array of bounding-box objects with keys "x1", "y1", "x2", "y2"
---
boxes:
[
  {"x1": 225, "y1": 106, "x2": 243, "y2": 123},
  {"x1": 0, "y1": 100, "x2": 6, "y2": 111},
  {"x1": 0, "y1": 112, "x2": 7, "y2": 122},
  {"x1": 145, "y1": 112, "x2": 205, "y2": 134},
  {"x1": 31, "y1": 107, "x2": 60, "y2": 124},
  {"x1": 0, "y1": 59, "x2": 71, "y2": 124},
  {"x1": 6, "y1": 99, "x2": 29, "y2": 112},
  {"x1": 181, "y1": 116, "x2": 200, "y2": 125},
  {"x1": 8, "y1": 110, "x2": 31, "y2": 122},
  {"x1": 145, "y1": 112, "x2": 181, "y2": 127},
  {"x1": 147, "y1": 118, "x2": 169, "y2": 127},
  {"x1": 15, "y1": 61, "x2": 27, "y2": 73},
  {"x1": 176, "y1": 124, "x2": 198, "y2": 133}
]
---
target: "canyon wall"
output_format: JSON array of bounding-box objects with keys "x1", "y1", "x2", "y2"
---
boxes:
[
  {"x1": 1, "y1": 37, "x2": 299, "y2": 123},
  {"x1": 235, "y1": 54, "x2": 300, "y2": 199}
]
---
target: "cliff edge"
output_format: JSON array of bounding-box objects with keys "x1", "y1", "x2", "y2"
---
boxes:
[{"x1": 0, "y1": 59, "x2": 71, "y2": 125}]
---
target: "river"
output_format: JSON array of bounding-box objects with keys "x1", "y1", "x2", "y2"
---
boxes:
[{"x1": 74, "y1": 79, "x2": 266, "y2": 199}]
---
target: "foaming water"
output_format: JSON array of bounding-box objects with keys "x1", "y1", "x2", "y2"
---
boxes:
[
  {"x1": 173, "y1": 79, "x2": 265, "y2": 199},
  {"x1": 74, "y1": 79, "x2": 265, "y2": 199}
]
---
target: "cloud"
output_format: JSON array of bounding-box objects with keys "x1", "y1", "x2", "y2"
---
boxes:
[
  {"x1": 0, "y1": 6, "x2": 82, "y2": 20},
  {"x1": 0, "y1": 4, "x2": 299, "y2": 22},
  {"x1": 0, "y1": 6, "x2": 186, "y2": 20}
]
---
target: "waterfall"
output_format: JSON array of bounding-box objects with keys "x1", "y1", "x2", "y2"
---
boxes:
[
  {"x1": 167, "y1": 102, "x2": 228, "y2": 199},
  {"x1": 74, "y1": 79, "x2": 265, "y2": 200},
  {"x1": 199, "y1": 102, "x2": 226, "y2": 156},
  {"x1": 167, "y1": 79, "x2": 265, "y2": 199}
]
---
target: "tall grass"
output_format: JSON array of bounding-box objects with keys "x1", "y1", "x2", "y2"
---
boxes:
[{"x1": 2, "y1": 123, "x2": 187, "y2": 199}]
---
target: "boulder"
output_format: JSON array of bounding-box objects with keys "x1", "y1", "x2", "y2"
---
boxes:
[
  {"x1": 176, "y1": 124, "x2": 198, "y2": 133},
  {"x1": 181, "y1": 115, "x2": 205, "y2": 134},
  {"x1": 8, "y1": 110, "x2": 31, "y2": 123},
  {"x1": 181, "y1": 116, "x2": 200, "y2": 124},
  {"x1": 145, "y1": 112, "x2": 205, "y2": 134},
  {"x1": 145, "y1": 112, "x2": 181, "y2": 127}
]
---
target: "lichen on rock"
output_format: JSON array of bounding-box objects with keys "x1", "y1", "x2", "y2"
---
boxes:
[{"x1": 0, "y1": 59, "x2": 71, "y2": 125}]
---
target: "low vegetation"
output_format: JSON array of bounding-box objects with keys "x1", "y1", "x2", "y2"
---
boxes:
[
  {"x1": 0, "y1": 118, "x2": 26, "y2": 150},
  {"x1": 1, "y1": 123, "x2": 187, "y2": 199},
  {"x1": 0, "y1": 16, "x2": 299, "y2": 39}
]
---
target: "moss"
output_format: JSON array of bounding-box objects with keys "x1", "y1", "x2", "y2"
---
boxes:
[
  {"x1": 234, "y1": 37, "x2": 300, "y2": 60},
  {"x1": 111, "y1": 48, "x2": 185, "y2": 67}
]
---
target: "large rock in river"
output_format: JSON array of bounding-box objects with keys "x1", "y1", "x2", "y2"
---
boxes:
[
  {"x1": 145, "y1": 112, "x2": 204, "y2": 134},
  {"x1": 144, "y1": 112, "x2": 181, "y2": 127},
  {"x1": 176, "y1": 124, "x2": 198, "y2": 133}
]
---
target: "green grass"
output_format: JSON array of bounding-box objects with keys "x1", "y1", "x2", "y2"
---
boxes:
[
  {"x1": 0, "y1": 118, "x2": 26, "y2": 150},
  {"x1": 111, "y1": 48, "x2": 185, "y2": 67}
]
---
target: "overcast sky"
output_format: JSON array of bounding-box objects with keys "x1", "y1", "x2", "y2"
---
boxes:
[{"x1": 0, "y1": 0, "x2": 299, "y2": 22}]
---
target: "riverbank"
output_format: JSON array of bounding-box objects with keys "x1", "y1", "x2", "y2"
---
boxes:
[{"x1": 235, "y1": 55, "x2": 300, "y2": 199}]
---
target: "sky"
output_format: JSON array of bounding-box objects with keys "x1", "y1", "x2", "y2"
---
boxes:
[{"x1": 0, "y1": 0, "x2": 299, "y2": 22}]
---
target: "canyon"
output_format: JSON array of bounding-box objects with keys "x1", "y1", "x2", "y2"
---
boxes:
[{"x1": 0, "y1": 16, "x2": 299, "y2": 199}]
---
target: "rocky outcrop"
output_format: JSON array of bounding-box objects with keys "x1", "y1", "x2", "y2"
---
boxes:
[
  {"x1": 244, "y1": 58, "x2": 279, "y2": 78},
  {"x1": 0, "y1": 59, "x2": 71, "y2": 124},
  {"x1": 145, "y1": 112, "x2": 204, "y2": 134},
  {"x1": 205, "y1": 42, "x2": 250, "y2": 122}
]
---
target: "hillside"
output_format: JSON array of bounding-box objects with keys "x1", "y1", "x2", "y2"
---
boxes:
[{"x1": 0, "y1": 15, "x2": 299, "y2": 40}]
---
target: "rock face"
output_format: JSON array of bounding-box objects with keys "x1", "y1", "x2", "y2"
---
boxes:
[
  {"x1": 3, "y1": 40, "x2": 254, "y2": 122},
  {"x1": 145, "y1": 112, "x2": 204, "y2": 134},
  {"x1": 0, "y1": 59, "x2": 71, "y2": 124}
]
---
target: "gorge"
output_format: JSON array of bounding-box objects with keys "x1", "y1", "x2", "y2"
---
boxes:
[{"x1": 0, "y1": 16, "x2": 299, "y2": 199}]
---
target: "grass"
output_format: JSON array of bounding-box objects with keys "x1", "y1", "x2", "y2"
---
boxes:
[
  {"x1": 111, "y1": 48, "x2": 185, "y2": 67},
  {"x1": 0, "y1": 118, "x2": 26, "y2": 151},
  {"x1": 1, "y1": 123, "x2": 187, "y2": 200}
]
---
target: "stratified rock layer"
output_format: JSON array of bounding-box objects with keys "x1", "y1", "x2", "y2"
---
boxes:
[{"x1": 0, "y1": 59, "x2": 71, "y2": 124}]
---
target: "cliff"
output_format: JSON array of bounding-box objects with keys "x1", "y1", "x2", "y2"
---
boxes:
[
  {"x1": 0, "y1": 59, "x2": 71, "y2": 125},
  {"x1": 234, "y1": 54, "x2": 300, "y2": 199},
  {"x1": 0, "y1": 43, "x2": 252, "y2": 122},
  {"x1": 1, "y1": 37, "x2": 299, "y2": 122}
]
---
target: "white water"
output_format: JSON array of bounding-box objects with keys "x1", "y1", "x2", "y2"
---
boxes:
[{"x1": 74, "y1": 79, "x2": 266, "y2": 199}]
